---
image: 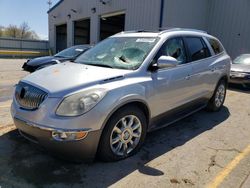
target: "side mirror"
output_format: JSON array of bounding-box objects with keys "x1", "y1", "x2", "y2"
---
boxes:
[{"x1": 157, "y1": 56, "x2": 178, "y2": 69}]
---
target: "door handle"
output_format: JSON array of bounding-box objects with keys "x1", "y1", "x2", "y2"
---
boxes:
[
  {"x1": 185, "y1": 75, "x2": 191, "y2": 80},
  {"x1": 210, "y1": 67, "x2": 215, "y2": 72}
]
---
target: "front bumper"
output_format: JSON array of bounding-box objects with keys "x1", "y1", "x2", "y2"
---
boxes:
[
  {"x1": 13, "y1": 117, "x2": 102, "y2": 162},
  {"x1": 22, "y1": 62, "x2": 36, "y2": 73},
  {"x1": 229, "y1": 75, "x2": 250, "y2": 87}
]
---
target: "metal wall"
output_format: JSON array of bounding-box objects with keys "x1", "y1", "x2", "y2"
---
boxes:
[
  {"x1": 49, "y1": 0, "x2": 250, "y2": 58},
  {"x1": 162, "y1": 0, "x2": 209, "y2": 30},
  {"x1": 48, "y1": 0, "x2": 212, "y2": 53},
  {"x1": 207, "y1": 0, "x2": 250, "y2": 59},
  {"x1": 48, "y1": 0, "x2": 162, "y2": 53},
  {"x1": 162, "y1": 0, "x2": 250, "y2": 59},
  {"x1": 0, "y1": 37, "x2": 49, "y2": 52}
]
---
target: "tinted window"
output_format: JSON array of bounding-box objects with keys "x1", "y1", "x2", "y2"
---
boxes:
[
  {"x1": 207, "y1": 38, "x2": 224, "y2": 55},
  {"x1": 156, "y1": 38, "x2": 187, "y2": 64},
  {"x1": 185, "y1": 37, "x2": 210, "y2": 61}
]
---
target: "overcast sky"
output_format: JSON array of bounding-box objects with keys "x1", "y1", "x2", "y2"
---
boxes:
[{"x1": 0, "y1": 0, "x2": 60, "y2": 40}]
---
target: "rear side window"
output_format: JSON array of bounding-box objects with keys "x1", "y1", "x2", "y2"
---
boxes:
[
  {"x1": 207, "y1": 38, "x2": 224, "y2": 55},
  {"x1": 185, "y1": 37, "x2": 211, "y2": 62}
]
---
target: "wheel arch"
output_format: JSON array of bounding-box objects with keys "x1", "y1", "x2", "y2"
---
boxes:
[
  {"x1": 211, "y1": 74, "x2": 228, "y2": 97},
  {"x1": 220, "y1": 75, "x2": 229, "y2": 83},
  {"x1": 97, "y1": 99, "x2": 150, "y2": 161},
  {"x1": 217, "y1": 74, "x2": 229, "y2": 88},
  {"x1": 100, "y1": 99, "x2": 151, "y2": 131}
]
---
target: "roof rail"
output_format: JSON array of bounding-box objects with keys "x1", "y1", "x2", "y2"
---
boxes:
[
  {"x1": 115, "y1": 28, "x2": 208, "y2": 35},
  {"x1": 159, "y1": 28, "x2": 208, "y2": 34},
  {"x1": 117, "y1": 30, "x2": 157, "y2": 34}
]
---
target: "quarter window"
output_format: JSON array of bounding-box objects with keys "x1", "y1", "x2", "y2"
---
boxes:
[
  {"x1": 156, "y1": 38, "x2": 187, "y2": 64},
  {"x1": 185, "y1": 37, "x2": 210, "y2": 61},
  {"x1": 207, "y1": 38, "x2": 224, "y2": 55}
]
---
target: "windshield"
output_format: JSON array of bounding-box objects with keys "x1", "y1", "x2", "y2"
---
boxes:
[
  {"x1": 55, "y1": 46, "x2": 88, "y2": 58},
  {"x1": 233, "y1": 54, "x2": 250, "y2": 65},
  {"x1": 75, "y1": 37, "x2": 159, "y2": 70}
]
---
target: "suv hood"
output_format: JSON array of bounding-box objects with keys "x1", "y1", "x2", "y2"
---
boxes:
[
  {"x1": 231, "y1": 64, "x2": 250, "y2": 73},
  {"x1": 21, "y1": 62, "x2": 131, "y2": 97}
]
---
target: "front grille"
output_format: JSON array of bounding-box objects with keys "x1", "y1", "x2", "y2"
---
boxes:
[{"x1": 15, "y1": 82, "x2": 48, "y2": 110}]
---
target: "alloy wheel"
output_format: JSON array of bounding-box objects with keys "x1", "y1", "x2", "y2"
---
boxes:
[
  {"x1": 110, "y1": 115, "x2": 142, "y2": 156},
  {"x1": 215, "y1": 84, "x2": 226, "y2": 108}
]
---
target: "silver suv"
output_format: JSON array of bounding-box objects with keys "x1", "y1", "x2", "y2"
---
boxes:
[{"x1": 11, "y1": 28, "x2": 231, "y2": 162}]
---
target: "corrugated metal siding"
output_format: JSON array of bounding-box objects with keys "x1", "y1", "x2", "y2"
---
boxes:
[
  {"x1": 48, "y1": 0, "x2": 161, "y2": 52},
  {"x1": 163, "y1": 0, "x2": 209, "y2": 30},
  {"x1": 49, "y1": 0, "x2": 250, "y2": 58},
  {"x1": 208, "y1": 0, "x2": 250, "y2": 59},
  {"x1": 0, "y1": 37, "x2": 49, "y2": 51}
]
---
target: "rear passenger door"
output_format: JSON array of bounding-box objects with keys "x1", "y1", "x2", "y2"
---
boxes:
[{"x1": 184, "y1": 37, "x2": 214, "y2": 100}]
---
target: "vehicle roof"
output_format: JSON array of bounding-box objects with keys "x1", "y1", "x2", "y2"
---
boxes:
[
  {"x1": 112, "y1": 28, "x2": 214, "y2": 39},
  {"x1": 71, "y1": 44, "x2": 92, "y2": 49}
]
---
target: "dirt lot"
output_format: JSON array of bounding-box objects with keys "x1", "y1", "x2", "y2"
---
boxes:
[{"x1": 0, "y1": 59, "x2": 250, "y2": 188}]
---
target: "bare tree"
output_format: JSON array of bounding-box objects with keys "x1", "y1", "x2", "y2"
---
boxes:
[
  {"x1": 0, "y1": 26, "x2": 3, "y2": 37},
  {"x1": 5, "y1": 24, "x2": 20, "y2": 38},
  {"x1": 0, "y1": 23, "x2": 40, "y2": 40},
  {"x1": 20, "y1": 22, "x2": 30, "y2": 39},
  {"x1": 29, "y1": 31, "x2": 40, "y2": 40}
]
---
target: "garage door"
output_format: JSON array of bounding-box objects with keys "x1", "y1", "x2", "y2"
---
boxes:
[
  {"x1": 100, "y1": 13, "x2": 125, "y2": 41},
  {"x1": 74, "y1": 19, "x2": 90, "y2": 45},
  {"x1": 56, "y1": 24, "x2": 67, "y2": 52}
]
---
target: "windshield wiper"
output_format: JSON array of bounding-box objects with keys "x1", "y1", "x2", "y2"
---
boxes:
[{"x1": 85, "y1": 63, "x2": 113, "y2": 68}]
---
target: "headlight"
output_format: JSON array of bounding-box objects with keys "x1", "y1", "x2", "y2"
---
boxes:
[
  {"x1": 230, "y1": 72, "x2": 246, "y2": 78},
  {"x1": 56, "y1": 89, "x2": 107, "y2": 116}
]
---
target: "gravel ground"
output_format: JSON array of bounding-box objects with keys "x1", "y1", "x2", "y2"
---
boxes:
[{"x1": 0, "y1": 59, "x2": 250, "y2": 188}]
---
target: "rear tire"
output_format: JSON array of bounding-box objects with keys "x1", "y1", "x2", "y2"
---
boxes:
[
  {"x1": 206, "y1": 79, "x2": 227, "y2": 112},
  {"x1": 97, "y1": 105, "x2": 147, "y2": 162}
]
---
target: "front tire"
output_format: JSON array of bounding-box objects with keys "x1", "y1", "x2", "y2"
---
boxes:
[
  {"x1": 97, "y1": 105, "x2": 147, "y2": 162},
  {"x1": 206, "y1": 79, "x2": 227, "y2": 112}
]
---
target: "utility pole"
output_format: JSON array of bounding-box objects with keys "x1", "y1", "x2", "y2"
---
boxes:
[{"x1": 47, "y1": 0, "x2": 52, "y2": 9}]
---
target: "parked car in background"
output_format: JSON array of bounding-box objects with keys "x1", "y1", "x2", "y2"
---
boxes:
[
  {"x1": 22, "y1": 45, "x2": 91, "y2": 72},
  {"x1": 12, "y1": 28, "x2": 231, "y2": 162},
  {"x1": 230, "y1": 54, "x2": 250, "y2": 88}
]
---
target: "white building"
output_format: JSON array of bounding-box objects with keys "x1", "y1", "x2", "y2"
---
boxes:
[{"x1": 48, "y1": 0, "x2": 250, "y2": 58}]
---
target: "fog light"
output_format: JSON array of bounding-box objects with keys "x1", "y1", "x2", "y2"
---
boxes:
[{"x1": 52, "y1": 130, "x2": 88, "y2": 141}]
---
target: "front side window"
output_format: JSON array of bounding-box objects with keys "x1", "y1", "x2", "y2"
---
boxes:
[
  {"x1": 76, "y1": 37, "x2": 159, "y2": 70},
  {"x1": 155, "y1": 37, "x2": 187, "y2": 64},
  {"x1": 185, "y1": 37, "x2": 210, "y2": 62},
  {"x1": 207, "y1": 38, "x2": 224, "y2": 55}
]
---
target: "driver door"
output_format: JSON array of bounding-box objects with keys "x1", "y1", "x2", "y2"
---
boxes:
[{"x1": 150, "y1": 37, "x2": 194, "y2": 117}]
